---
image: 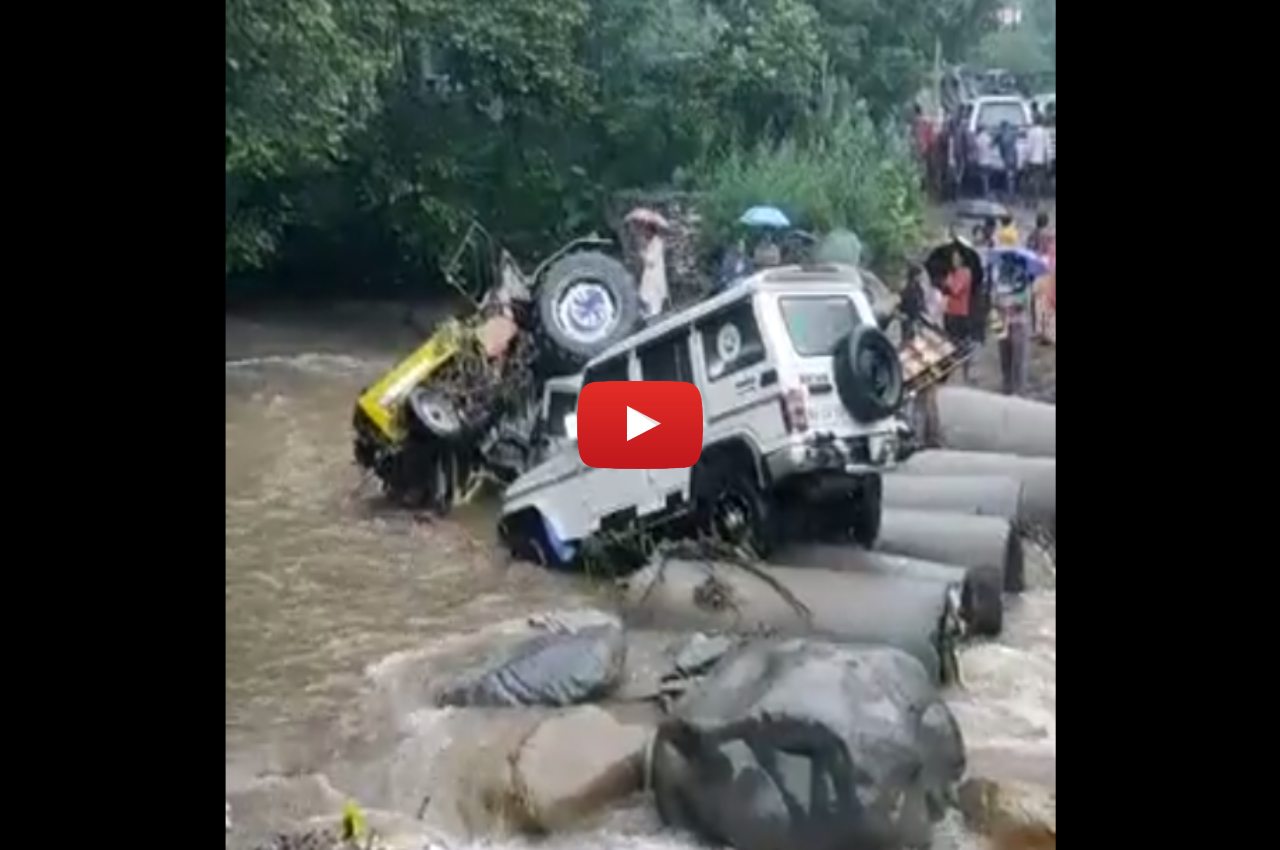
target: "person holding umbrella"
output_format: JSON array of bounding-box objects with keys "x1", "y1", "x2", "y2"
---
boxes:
[
  {"x1": 991, "y1": 248, "x2": 1048, "y2": 395},
  {"x1": 739, "y1": 206, "x2": 789, "y2": 269}
]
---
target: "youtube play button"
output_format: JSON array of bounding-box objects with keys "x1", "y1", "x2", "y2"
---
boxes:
[
  {"x1": 579, "y1": 381, "x2": 703, "y2": 469},
  {"x1": 626, "y1": 406, "x2": 660, "y2": 442}
]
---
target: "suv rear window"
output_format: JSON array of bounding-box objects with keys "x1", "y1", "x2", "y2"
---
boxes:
[
  {"x1": 976, "y1": 101, "x2": 1028, "y2": 130},
  {"x1": 780, "y1": 296, "x2": 859, "y2": 356},
  {"x1": 699, "y1": 301, "x2": 765, "y2": 381}
]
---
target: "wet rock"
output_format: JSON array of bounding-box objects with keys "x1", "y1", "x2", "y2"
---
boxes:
[
  {"x1": 670, "y1": 632, "x2": 735, "y2": 677},
  {"x1": 510, "y1": 705, "x2": 652, "y2": 832},
  {"x1": 351, "y1": 706, "x2": 548, "y2": 838},
  {"x1": 651, "y1": 639, "x2": 965, "y2": 850},
  {"x1": 957, "y1": 777, "x2": 1056, "y2": 848},
  {"x1": 436, "y1": 611, "x2": 626, "y2": 707}
]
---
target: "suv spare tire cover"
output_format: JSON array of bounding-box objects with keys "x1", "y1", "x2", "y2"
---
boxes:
[
  {"x1": 834, "y1": 325, "x2": 904, "y2": 421},
  {"x1": 537, "y1": 251, "x2": 641, "y2": 367}
]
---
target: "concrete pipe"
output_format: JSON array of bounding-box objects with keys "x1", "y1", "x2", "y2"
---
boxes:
[
  {"x1": 775, "y1": 543, "x2": 1004, "y2": 636},
  {"x1": 876, "y1": 508, "x2": 1024, "y2": 593},
  {"x1": 934, "y1": 386, "x2": 1056, "y2": 458},
  {"x1": 898, "y1": 450, "x2": 1056, "y2": 531},
  {"x1": 620, "y1": 559, "x2": 962, "y2": 684},
  {"x1": 883, "y1": 474, "x2": 1025, "y2": 524}
]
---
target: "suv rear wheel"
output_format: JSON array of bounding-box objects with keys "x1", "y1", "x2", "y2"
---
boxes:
[
  {"x1": 847, "y1": 473, "x2": 882, "y2": 548},
  {"x1": 696, "y1": 468, "x2": 778, "y2": 558}
]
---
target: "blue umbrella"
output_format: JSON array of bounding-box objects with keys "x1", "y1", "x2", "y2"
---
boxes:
[
  {"x1": 989, "y1": 246, "x2": 1050, "y2": 278},
  {"x1": 739, "y1": 206, "x2": 791, "y2": 229}
]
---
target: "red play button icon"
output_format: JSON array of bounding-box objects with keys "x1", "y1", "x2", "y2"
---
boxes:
[{"x1": 578, "y1": 381, "x2": 703, "y2": 469}]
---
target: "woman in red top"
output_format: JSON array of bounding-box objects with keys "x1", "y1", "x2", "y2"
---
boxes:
[
  {"x1": 941, "y1": 250, "x2": 974, "y2": 380},
  {"x1": 942, "y1": 251, "x2": 972, "y2": 337}
]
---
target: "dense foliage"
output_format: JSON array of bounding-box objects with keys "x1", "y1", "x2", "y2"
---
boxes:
[
  {"x1": 226, "y1": 0, "x2": 1006, "y2": 294},
  {"x1": 975, "y1": 0, "x2": 1055, "y2": 77}
]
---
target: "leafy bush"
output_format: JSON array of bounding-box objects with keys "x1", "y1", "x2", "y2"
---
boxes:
[{"x1": 697, "y1": 110, "x2": 924, "y2": 272}]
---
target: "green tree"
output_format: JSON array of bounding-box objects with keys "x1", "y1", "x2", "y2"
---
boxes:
[
  {"x1": 225, "y1": 0, "x2": 1004, "y2": 290},
  {"x1": 225, "y1": 0, "x2": 395, "y2": 274}
]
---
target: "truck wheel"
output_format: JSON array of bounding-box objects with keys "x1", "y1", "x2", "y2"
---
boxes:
[
  {"x1": 848, "y1": 473, "x2": 882, "y2": 548},
  {"x1": 407, "y1": 387, "x2": 464, "y2": 440},
  {"x1": 698, "y1": 469, "x2": 778, "y2": 558},
  {"x1": 537, "y1": 251, "x2": 641, "y2": 369},
  {"x1": 833, "y1": 325, "x2": 904, "y2": 421}
]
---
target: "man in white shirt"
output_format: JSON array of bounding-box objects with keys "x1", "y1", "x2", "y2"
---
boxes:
[
  {"x1": 1024, "y1": 116, "x2": 1050, "y2": 201},
  {"x1": 974, "y1": 127, "x2": 1002, "y2": 200}
]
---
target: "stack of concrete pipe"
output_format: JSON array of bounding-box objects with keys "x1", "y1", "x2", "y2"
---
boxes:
[
  {"x1": 901, "y1": 386, "x2": 1057, "y2": 531},
  {"x1": 723, "y1": 388, "x2": 1057, "y2": 647}
]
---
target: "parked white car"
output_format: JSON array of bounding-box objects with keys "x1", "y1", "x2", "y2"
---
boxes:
[
  {"x1": 498, "y1": 264, "x2": 905, "y2": 566},
  {"x1": 962, "y1": 96, "x2": 1034, "y2": 164}
]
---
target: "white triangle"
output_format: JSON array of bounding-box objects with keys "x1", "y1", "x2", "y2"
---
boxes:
[{"x1": 626, "y1": 406, "x2": 661, "y2": 442}]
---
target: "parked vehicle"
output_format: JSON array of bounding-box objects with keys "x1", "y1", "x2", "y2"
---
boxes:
[
  {"x1": 961, "y1": 96, "x2": 1033, "y2": 161},
  {"x1": 498, "y1": 263, "x2": 906, "y2": 567}
]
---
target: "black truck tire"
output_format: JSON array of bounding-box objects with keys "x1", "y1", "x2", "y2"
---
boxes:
[
  {"x1": 833, "y1": 325, "x2": 904, "y2": 422},
  {"x1": 537, "y1": 251, "x2": 641, "y2": 368}
]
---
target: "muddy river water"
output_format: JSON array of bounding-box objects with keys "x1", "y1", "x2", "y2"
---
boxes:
[{"x1": 226, "y1": 305, "x2": 1055, "y2": 847}]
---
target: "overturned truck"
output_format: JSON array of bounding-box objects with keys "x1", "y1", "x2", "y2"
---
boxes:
[{"x1": 352, "y1": 221, "x2": 651, "y2": 509}]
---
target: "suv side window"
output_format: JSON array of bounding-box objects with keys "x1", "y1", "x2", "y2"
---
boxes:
[
  {"x1": 699, "y1": 301, "x2": 765, "y2": 381},
  {"x1": 584, "y1": 355, "x2": 630, "y2": 384},
  {"x1": 546, "y1": 390, "x2": 578, "y2": 437},
  {"x1": 638, "y1": 332, "x2": 693, "y2": 382}
]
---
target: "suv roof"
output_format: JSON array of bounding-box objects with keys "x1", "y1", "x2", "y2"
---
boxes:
[
  {"x1": 582, "y1": 263, "x2": 869, "y2": 370},
  {"x1": 967, "y1": 95, "x2": 1026, "y2": 105}
]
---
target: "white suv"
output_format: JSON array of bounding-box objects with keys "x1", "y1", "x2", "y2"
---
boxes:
[{"x1": 498, "y1": 264, "x2": 905, "y2": 567}]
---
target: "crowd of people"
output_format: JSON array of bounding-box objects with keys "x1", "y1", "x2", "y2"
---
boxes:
[
  {"x1": 902, "y1": 210, "x2": 1055, "y2": 400},
  {"x1": 912, "y1": 101, "x2": 1055, "y2": 203}
]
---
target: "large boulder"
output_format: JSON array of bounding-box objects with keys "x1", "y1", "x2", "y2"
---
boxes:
[
  {"x1": 651, "y1": 639, "x2": 965, "y2": 850},
  {"x1": 510, "y1": 706, "x2": 651, "y2": 832},
  {"x1": 435, "y1": 610, "x2": 626, "y2": 707},
  {"x1": 957, "y1": 777, "x2": 1056, "y2": 849}
]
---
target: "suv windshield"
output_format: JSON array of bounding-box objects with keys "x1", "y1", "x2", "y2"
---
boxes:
[{"x1": 780, "y1": 295, "x2": 860, "y2": 356}]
